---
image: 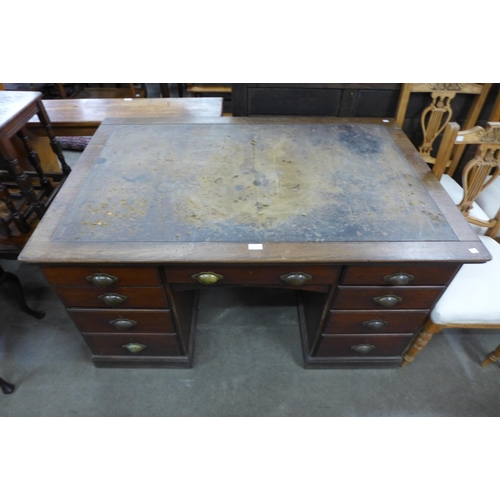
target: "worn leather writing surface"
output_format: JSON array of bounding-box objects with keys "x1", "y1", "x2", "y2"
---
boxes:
[{"x1": 54, "y1": 122, "x2": 457, "y2": 243}]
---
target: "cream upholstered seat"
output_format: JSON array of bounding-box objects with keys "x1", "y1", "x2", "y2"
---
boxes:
[
  {"x1": 476, "y1": 176, "x2": 500, "y2": 238},
  {"x1": 429, "y1": 235, "x2": 500, "y2": 325}
]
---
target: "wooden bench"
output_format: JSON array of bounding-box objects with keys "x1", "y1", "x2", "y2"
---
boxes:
[{"x1": 27, "y1": 97, "x2": 224, "y2": 136}]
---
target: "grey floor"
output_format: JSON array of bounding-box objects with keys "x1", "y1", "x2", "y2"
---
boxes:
[{"x1": 1, "y1": 132, "x2": 500, "y2": 418}]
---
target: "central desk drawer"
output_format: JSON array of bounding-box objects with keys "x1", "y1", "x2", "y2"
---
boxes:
[
  {"x1": 83, "y1": 333, "x2": 181, "y2": 357},
  {"x1": 341, "y1": 265, "x2": 458, "y2": 286},
  {"x1": 42, "y1": 267, "x2": 161, "y2": 287},
  {"x1": 332, "y1": 286, "x2": 444, "y2": 310},
  {"x1": 54, "y1": 286, "x2": 168, "y2": 309},
  {"x1": 68, "y1": 309, "x2": 175, "y2": 333},
  {"x1": 324, "y1": 310, "x2": 428, "y2": 334},
  {"x1": 164, "y1": 265, "x2": 340, "y2": 286}
]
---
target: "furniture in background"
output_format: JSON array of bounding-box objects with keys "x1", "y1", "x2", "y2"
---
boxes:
[
  {"x1": 0, "y1": 377, "x2": 15, "y2": 394},
  {"x1": 55, "y1": 83, "x2": 147, "y2": 99},
  {"x1": 433, "y1": 122, "x2": 500, "y2": 239},
  {"x1": 19, "y1": 117, "x2": 489, "y2": 369},
  {"x1": 0, "y1": 264, "x2": 46, "y2": 394},
  {"x1": 0, "y1": 91, "x2": 71, "y2": 256},
  {"x1": 27, "y1": 97, "x2": 224, "y2": 137},
  {"x1": 395, "y1": 83, "x2": 492, "y2": 167},
  {"x1": 186, "y1": 83, "x2": 231, "y2": 96},
  {"x1": 232, "y1": 84, "x2": 499, "y2": 161},
  {"x1": 402, "y1": 121, "x2": 500, "y2": 366},
  {"x1": 481, "y1": 342, "x2": 500, "y2": 367}
]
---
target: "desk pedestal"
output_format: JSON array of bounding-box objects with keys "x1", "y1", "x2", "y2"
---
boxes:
[{"x1": 41, "y1": 262, "x2": 458, "y2": 369}]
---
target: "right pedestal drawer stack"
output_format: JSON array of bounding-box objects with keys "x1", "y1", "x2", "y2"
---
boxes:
[{"x1": 313, "y1": 265, "x2": 460, "y2": 366}]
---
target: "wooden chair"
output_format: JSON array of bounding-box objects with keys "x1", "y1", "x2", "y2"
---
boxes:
[
  {"x1": 395, "y1": 83, "x2": 492, "y2": 168},
  {"x1": 432, "y1": 122, "x2": 500, "y2": 239},
  {"x1": 401, "y1": 121, "x2": 500, "y2": 367}
]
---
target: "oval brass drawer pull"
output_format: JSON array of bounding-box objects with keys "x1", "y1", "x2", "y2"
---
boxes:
[
  {"x1": 122, "y1": 343, "x2": 147, "y2": 353},
  {"x1": 86, "y1": 272, "x2": 119, "y2": 287},
  {"x1": 373, "y1": 294, "x2": 402, "y2": 308},
  {"x1": 382, "y1": 272, "x2": 414, "y2": 286},
  {"x1": 98, "y1": 293, "x2": 128, "y2": 307},
  {"x1": 191, "y1": 272, "x2": 224, "y2": 285},
  {"x1": 109, "y1": 318, "x2": 137, "y2": 330},
  {"x1": 279, "y1": 272, "x2": 312, "y2": 286},
  {"x1": 362, "y1": 319, "x2": 388, "y2": 330},
  {"x1": 351, "y1": 344, "x2": 376, "y2": 355}
]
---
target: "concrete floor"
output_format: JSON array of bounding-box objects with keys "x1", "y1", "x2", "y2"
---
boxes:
[{"x1": 1, "y1": 137, "x2": 500, "y2": 417}]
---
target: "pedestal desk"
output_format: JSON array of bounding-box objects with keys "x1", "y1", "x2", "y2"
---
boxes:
[{"x1": 19, "y1": 117, "x2": 491, "y2": 368}]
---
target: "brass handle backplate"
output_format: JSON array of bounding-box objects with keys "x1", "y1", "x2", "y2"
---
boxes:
[
  {"x1": 279, "y1": 272, "x2": 312, "y2": 286},
  {"x1": 383, "y1": 272, "x2": 414, "y2": 286},
  {"x1": 191, "y1": 271, "x2": 224, "y2": 285},
  {"x1": 122, "y1": 343, "x2": 147, "y2": 354},
  {"x1": 373, "y1": 294, "x2": 402, "y2": 308},
  {"x1": 362, "y1": 319, "x2": 388, "y2": 330},
  {"x1": 351, "y1": 344, "x2": 376, "y2": 355},
  {"x1": 98, "y1": 293, "x2": 128, "y2": 307},
  {"x1": 109, "y1": 318, "x2": 137, "y2": 330},
  {"x1": 86, "y1": 272, "x2": 119, "y2": 287}
]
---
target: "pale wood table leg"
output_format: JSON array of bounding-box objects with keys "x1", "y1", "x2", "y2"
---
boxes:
[
  {"x1": 402, "y1": 319, "x2": 443, "y2": 366},
  {"x1": 481, "y1": 343, "x2": 500, "y2": 367}
]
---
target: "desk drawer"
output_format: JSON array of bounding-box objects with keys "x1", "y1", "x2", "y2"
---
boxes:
[
  {"x1": 83, "y1": 333, "x2": 181, "y2": 357},
  {"x1": 54, "y1": 286, "x2": 168, "y2": 309},
  {"x1": 164, "y1": 265, "x2": 340, "y2": 286},
  {"x1": 341, "y1": 265, "x2": 458, "y2": 286},
  {"x1": 332, "y1": 286, "x2": 444, "y2": 310},
  {"x1": 324, "y1": 310, "x2": 428, "y2": 334},
  {"x1": 68, "y1": 309, "x2": 175, "y2": 333},
  {"x1": 42, "y1": 267, "x2": 161, "y2": 287},
  {"x1": 315, "y1": 334, "x2": 414, "y2": 358}
]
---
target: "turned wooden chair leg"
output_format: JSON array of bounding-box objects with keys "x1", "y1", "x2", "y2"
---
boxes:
[
  {"x1": 402, "y1": 319, "x2": 443, "y2": 366},
  {"x1": 0, "y1": 377, "x2": 15, "y2": 394},
  {"x1": 481, "y1": 343, "x2": 500, "y2": 367}
]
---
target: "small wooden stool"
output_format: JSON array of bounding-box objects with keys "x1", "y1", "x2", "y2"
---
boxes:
[{"x1": 0, "y1": 91, "x2": 71, "y2": 239}]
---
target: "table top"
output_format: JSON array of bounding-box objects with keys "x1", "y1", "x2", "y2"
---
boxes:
[
  {"x1": 19, "y1": 116, "x2": 491, "y2": 265},
  {"x1": 0, "y1": 91, "x2": 40, "y2": 130},
  {"x1": 27, "y1": 97, "x2": 224, "y2": 128}
]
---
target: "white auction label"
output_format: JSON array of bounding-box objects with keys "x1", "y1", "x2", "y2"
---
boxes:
[{"x1": 248, "y1": 244, "x2": 263, "y2": 250}]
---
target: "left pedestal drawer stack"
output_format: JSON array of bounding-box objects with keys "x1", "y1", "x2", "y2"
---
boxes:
[{"x1": 42, "y1": 266, "x2": 191, "y2": 367}]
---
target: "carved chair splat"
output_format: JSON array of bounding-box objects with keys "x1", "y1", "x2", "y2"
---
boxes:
[{"x1": 395, "y1": 83, "x2": 492, "y2": 170}]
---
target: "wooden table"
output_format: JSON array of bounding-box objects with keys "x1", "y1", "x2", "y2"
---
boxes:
[
  {"x1": 19, "y1": 117, "x2": 491, "y2": 369},
  {"x1": 26, "y1": 97, "x2": 224, "y2": 136}
]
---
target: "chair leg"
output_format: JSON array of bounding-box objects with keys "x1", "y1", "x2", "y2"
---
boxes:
[
  {"x1": 0, "y1": 265, "x2": 45, "y2": 319},
  {"x1": 481, "y1": 343, "x2": 500, "y2": 368},
  {"x1": 0, "y1": 377, "x2": 15, "y2": 394},
  {"x1": 401, "y1": 319, "x2": 443, "y2": 366}
]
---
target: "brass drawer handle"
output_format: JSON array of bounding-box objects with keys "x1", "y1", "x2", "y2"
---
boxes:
[
  {"x1": 373, "y1": 294, "x2": 402, "y2": 308},
  {"x1": 383, "y1": 272, "x2": 414, "y2": 286},
  {"x1": 122, "y1": 343, "x2": 147, "y2": 354},
  {"x1": 351, "y1": 344, "x2": 376, "y2": 355},
  {"x1": 109, "y1": 318, "x2": 137, "y2": 330},
  {"x1": 98, "y1": 293, "x2": 128, "y2": 307},
  {"x1": 86, "y1": 272, "x2": 119, "y2": 287},
  {"x1": 191, "y1": 271, "x2": 224, "y2": 285},
  {"x1": 279, "y1": 272, "x2": 312, "y2": 286},
  {"x1": 362, "y1": 319, "x2": 388, "y2": 330}
]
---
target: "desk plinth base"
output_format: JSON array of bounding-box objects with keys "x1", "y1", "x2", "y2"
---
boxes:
[{"x1": 92, "y1": 355, "x2": 192, "y2": 368}]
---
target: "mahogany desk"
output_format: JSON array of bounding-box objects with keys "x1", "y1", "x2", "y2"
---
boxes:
[{"x1": 19, "y1": 117, "x2": 491, "y2": 369}]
